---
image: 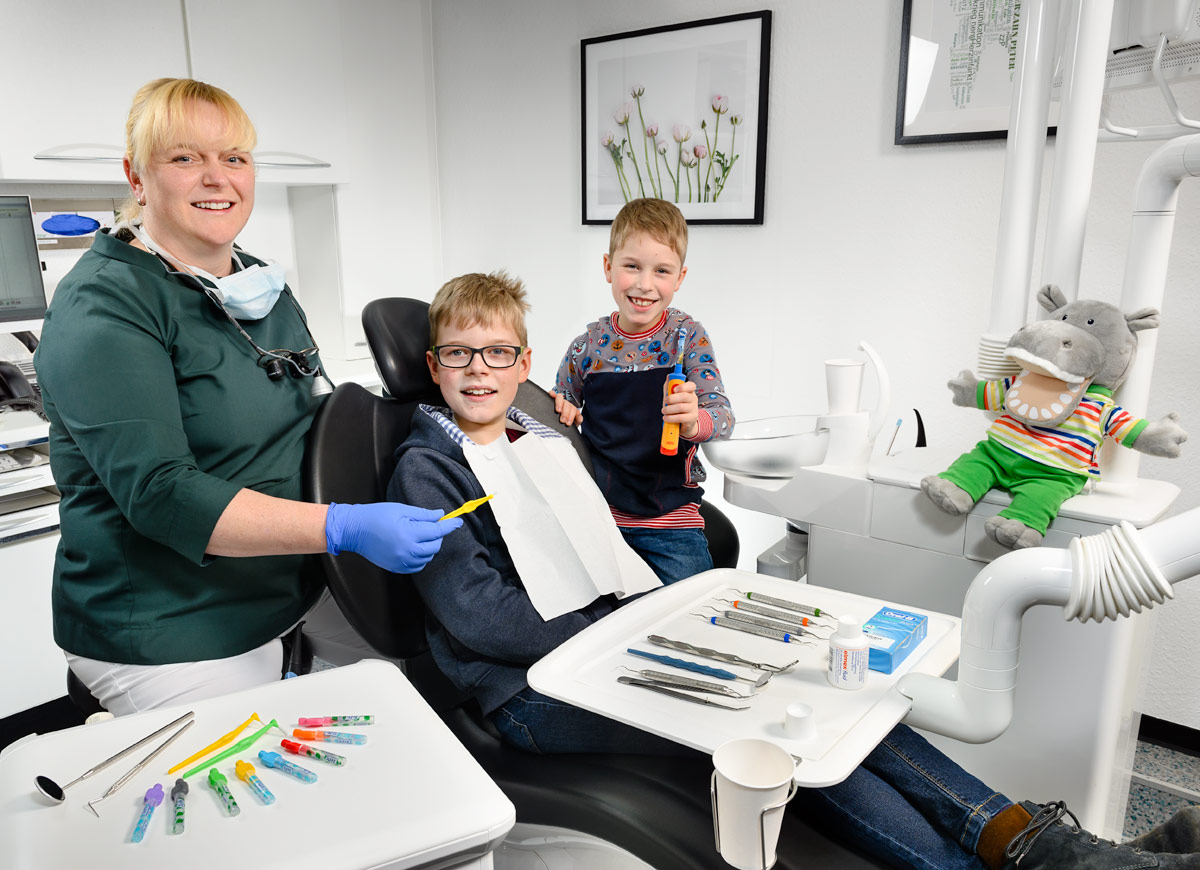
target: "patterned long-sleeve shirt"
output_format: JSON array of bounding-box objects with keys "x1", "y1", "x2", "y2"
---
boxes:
[
  {"x1": 555, "y1": 308, "x2": 733, "y2": 525},
  {"x1": 979, "y1": 378, "x2": 1147, "y2": 476}
]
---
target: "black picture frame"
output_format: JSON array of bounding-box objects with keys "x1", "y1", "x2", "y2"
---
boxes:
[
  {"x1": 581, "y1": 10, "x2": 771, "y2": 225},
  {"x1": 896, "y1": 0, "x2": 1057, "y2": 145}
]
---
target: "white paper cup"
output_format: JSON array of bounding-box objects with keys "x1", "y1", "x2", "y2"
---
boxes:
[
  {"x1": 784, "y1": 702, "x2": 816, "y2": 741},
  {"x1": 825, "y1": 359, "x2": 865, "y2": 415},
  {"x1": 712, "y1": 738, "x2": 797, "y2": 870}
]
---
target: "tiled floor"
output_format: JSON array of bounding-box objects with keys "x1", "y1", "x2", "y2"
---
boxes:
[{"x1": 1125, "y1": 741, "x2": 1200, "y2": 839}]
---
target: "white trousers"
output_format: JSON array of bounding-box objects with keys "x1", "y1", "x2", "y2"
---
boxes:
[{"x1": 66, "y1": 590, "x2": 378, "y2": 716}]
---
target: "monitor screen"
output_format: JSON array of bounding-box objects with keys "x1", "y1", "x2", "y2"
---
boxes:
[{"x1": 0, "y1": 195, "x2": 48, "y2": 333}]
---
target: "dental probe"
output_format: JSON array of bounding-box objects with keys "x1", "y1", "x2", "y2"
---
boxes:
[
  {"x1": 646, "y1": 635, "x2": 797, "y2": 673},
  {"x1": 627, "y1": 647, "x2": 771, "y2": 688},
  {"x1": 617, "y1": 676, "x2": 749, "y2": 710},
  {"x1": 86, "y1": 718, "x2": 195, "y2": 818},
  {"x1": 701, "y1": 615, "x2": 805, "y2": 643},
  {"x1": 742, "y1": 591, "x2": 828, "y2": 618},
  {"x1": 34, "y1": 709, "x2": 194, "y2": 803},
  {"x1": 617, "y1": 667, "x2": 751, "y2": 699}
]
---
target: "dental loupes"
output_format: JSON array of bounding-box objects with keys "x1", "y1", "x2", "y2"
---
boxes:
[
  {"x1": 130, "y1": 784, "x2": 163, "y2": 843},
  {"x1": 257, "y1": 750, "x2": 318, "y2": 783},
  {"x1": 646, "y1": 635, "x2": 797, "y2": 673},
  {"x1": 208, "y1": 769, "x2": 240, "y2": 816},
  {"x1": 627, "y1": 647, "x2": 771, "y2": 688}
]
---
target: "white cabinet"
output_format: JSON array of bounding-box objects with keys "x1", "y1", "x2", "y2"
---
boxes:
[
  {"x1": 0, "y1": 0, "x2": 189, "y2": 182},
  {"x1": 0, "y1": 532, "x2": 62, "y2": 717},
  {"x1": 182, "y1": 0, "x2": 351, "y2": 184}
]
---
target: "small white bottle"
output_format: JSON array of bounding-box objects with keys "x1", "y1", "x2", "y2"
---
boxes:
[{"x1": 827, "y1": 615, "x2": 868, "y2": 690}]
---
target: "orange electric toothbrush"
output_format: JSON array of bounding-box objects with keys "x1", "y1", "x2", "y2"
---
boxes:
[{"x1": 660, "y1": 327, "x2": 688, "y2": 456}]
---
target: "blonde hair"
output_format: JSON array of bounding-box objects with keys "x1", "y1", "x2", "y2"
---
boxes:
[
  {"x1": 608, "y1": 198, "x2": 688, "y2": 264},
  {"x1": 429, "y1": 271, "x2": 530, "y2": 346},
  {"x1": 120, "y1": 78, "x2": 257, "y2": 221}
]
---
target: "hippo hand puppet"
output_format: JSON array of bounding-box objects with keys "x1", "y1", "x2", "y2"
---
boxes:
[{"x1": 921, "y1": 284, "x2": 1188, "y2": 550}]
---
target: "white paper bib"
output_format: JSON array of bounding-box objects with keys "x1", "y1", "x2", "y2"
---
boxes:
[{"x1": 462, "y1": 429, "x2": 662, "y2": 621}]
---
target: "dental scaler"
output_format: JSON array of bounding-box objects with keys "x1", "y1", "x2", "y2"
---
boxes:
[{"x1": 660, "y1": 327, "x2": 688, "y2": 456}]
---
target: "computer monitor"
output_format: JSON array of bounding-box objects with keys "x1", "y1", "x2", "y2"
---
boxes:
[{"x1": 0, "y1": 195, "x2": 48, "y2": 335}]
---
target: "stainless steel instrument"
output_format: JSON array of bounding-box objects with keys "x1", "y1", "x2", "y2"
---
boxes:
[{"x1": 647, "y1": 634, "x2": 798, "y2": 673}]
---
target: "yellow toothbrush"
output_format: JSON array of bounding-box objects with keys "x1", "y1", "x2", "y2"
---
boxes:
[{"x1": 441, "y1": 493, "x2": 494, "y2": 520}]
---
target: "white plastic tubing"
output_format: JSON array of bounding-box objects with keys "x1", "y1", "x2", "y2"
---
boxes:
[
  {"x1": 897, "y1": 506, "x2": 1200, "y2": 743},
  {"x1": 1107, "y1": 132, "x2": 1200, "y2": 484}
]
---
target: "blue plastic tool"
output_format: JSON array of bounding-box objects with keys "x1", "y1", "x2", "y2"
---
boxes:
[{"x1": 626, "y1": 648, "x2": 737, "y2": 680}]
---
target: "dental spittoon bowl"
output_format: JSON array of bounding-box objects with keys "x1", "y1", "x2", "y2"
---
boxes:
[{"x1": 701, "y1": 416, "x2": 829, "y2": 480}]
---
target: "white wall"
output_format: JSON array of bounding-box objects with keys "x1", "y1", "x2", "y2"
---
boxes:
[{"x1": 427, "y1": 0, "x2": 1200, "y2": 729}]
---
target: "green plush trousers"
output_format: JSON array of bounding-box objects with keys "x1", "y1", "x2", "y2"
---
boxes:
[{"x1": 938, "y1": 438, "x2": 1088, "y2": 535}]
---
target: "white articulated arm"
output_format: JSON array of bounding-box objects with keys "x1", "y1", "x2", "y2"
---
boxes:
[{"x1": 897, "y1": 507, "x2": 1200, "y2": 743}]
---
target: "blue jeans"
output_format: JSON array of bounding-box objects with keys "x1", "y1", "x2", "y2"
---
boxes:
[
  {"x1": 619, "y1": 526, "x2": 713, "y2": 585},
  {"x1": 489, "y1": 687, "x2": 702, "y2": 756},
  {"x1": 800, "y1": 724, "x2": 1011, "y2": 870}
]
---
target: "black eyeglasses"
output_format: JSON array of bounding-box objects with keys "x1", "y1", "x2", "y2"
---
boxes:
[{"x1": 432, "y1": 344, "x2": 525, "y2": 368}]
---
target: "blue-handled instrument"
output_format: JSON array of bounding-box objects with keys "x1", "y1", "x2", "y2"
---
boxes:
[{"x1": 626, "y1": 648, "x2": 771, "y2": 688}]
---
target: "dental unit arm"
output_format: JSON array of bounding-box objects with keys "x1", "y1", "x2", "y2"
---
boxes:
[{"x1": 898, "y1": 505, "x2": 1200, "y2": 743}]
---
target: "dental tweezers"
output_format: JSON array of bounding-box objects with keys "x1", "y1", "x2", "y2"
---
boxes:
[
  {"x1": 621, "y1": 668, "x2": 751, "y2": 699},
  {"x1": 647, "y1": 635, "x2": 797, "y2": 673},
  {"x1": 616, "y1": 676, "x2": 749, "y2": 710}
]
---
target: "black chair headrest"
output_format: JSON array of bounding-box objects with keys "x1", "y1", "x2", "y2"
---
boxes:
[{"x1": 362, "y1": 298, "x2": 442, "y2": 403}]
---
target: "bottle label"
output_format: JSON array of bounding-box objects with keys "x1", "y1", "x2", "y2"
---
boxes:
[{"x1": 827, "y1": 643, "x2": 868, "y2": 690}]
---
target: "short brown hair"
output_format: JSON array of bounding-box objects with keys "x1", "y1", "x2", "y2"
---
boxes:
[
  {"x1": 608, "y1": 198, "x2": 688, "y2": 264},
  {"x1": 429, "y1": 271, "x2": 530, "y2": 346}
]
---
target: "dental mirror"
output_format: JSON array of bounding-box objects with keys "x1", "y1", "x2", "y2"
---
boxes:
[{"x1": 33, "y1": 710, "x2": 194, "y2": 804}]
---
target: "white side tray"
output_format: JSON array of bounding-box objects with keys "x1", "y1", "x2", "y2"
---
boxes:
[{"x1": 528, "y1": 568, "x2": 960, "y2": 788}]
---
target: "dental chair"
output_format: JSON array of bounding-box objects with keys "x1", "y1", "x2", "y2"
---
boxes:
[{"x1": 304, "y1": 297, "x2": 878, "y2": 870}]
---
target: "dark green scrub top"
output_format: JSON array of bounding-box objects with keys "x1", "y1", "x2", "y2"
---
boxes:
[{"x1": 34, "y1": 230, "x2": 325, "y2": 664}]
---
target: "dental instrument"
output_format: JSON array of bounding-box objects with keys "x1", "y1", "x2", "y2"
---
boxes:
[
  {"x1": 280, "y1": 739, "x2": 345, "y2": 766},
  {"x1": 617, "y1": 676, "x2": 749, "y2": 710},
  {"x1": 659, "y1": 327, "x2": 688, "y2": 456},
  {"x1": 717, "y1": 608, "x2": 824, "y2": 638},
  {"x1": 700, "y1": 615, "x2": 806, "y2": 643},
  {"x1": 181, "y1": 718, "x2": 282, "y2": 779},
  {"x1": 646, "y1": 634, "x2": 797, "y2": 673},
  {"x1": 257, "y1": 750, "x2": 318, "y2": 783},
  {"x1": 441, "y1": 493, "x2": 493, "y2": 520},
  {"x1": 297, "y1": 715, "x2": 373, "y2": 727},
  {"x1": 169, "y1": 779, "x2": 188, "y2": 835},
  {"x1": 167, "y1": 712, "x2": 262, "y2": 775},
  {"x1": 886, "y1": 418, "x2": 903, "y2": 455},
  {"x1": 742, "y1": 591, "x2": 828, "y2": 618},
  {"x1": 86, "y1": 718, "x2": 195, "y2": 818},
  {"x1": 616, "y1": 667, "x2": 752, "y2": 699},
  {"x1": 34, "y1": 709, "x2": 194, "y2": 803},
  {"x1": 129, "y1": 783, "x2": 163, "y2": 843},
  {"x1": 292, "y1": 727, "x2": 367, "y2": 745},
  {"x1": 721, "y1": 598, "x2": 832, "y2": 629},
  {"x1": 207, "y1": 769, "x2": 240, "y2": 816},
  {"x1": 235, "y1": 760, "x2": 276, "y2": 805},
  {"x1": 627, "y1": 647, "x2": 747, "y2": 682}
]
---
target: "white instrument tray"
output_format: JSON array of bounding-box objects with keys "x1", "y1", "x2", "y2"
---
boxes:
[{"x1": 528, "y1": 568, "x2": 961, "y2": 787}]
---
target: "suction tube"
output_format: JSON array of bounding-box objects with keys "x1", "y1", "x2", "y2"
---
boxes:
[{"x1": 897, "y1": 506, "x2": 1200, "y2": 743}]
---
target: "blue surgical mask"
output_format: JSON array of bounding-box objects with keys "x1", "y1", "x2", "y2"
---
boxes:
[{"x1": 125, "y1": 221, "x2": 286, "y2": 320}]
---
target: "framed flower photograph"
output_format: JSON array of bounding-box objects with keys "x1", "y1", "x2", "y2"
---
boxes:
[{"x1": 581, "y1": 11, "x2": 771, "y2": 225}]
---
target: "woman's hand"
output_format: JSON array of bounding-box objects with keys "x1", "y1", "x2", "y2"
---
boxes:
[
  {"x1": 325, "y1": 502, "x2": 462, "y2": 574},
  {"x1": 551, "y1": 389, "x2": 583, "y2": 427}
]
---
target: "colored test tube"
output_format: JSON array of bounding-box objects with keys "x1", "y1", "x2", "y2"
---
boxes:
[
  {"x1": 131, "y1": 783, "x2": 164, "y2": 843},
  {"x1": 257, "y1": 750, "x2": 318, "y2": 783},
  {"x1": 298, "y1": 715, "x2": 373, "y2": 727},
  {"x1": 170, "y1": 779, "x2": 188, "y2": 835},
  {"x1": 281, "y1": 738, "x2": 345, "y2": 766},
  {"x1": 207, "y1": 768, "x2": 240, "y2": 817},
  {"x1": 292, "y1": 727, "x2": 367, "y2": 745},
  {"x1": 235, "y1": 760, "x2": 276, "y2": 805}
]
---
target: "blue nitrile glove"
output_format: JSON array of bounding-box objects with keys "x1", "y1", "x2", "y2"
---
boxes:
[{"x1": 325, "y1": 502, "x2": 462, "y2": 573}]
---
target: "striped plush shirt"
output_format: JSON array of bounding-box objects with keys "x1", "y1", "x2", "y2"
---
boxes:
[{"x1": 979, "y1": 379, "x2": 1148, "y2": 477}]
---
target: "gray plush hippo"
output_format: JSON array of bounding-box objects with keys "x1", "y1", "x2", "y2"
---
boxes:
[{"x1": 921, "y1": 284, "x2": 1187, "y2": 549}]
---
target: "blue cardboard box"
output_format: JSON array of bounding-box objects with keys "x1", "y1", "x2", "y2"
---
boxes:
[{"x1": 862, "y1": 606, "x2": 928, "y2": 674}]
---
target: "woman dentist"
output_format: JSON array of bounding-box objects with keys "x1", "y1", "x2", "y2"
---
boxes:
[{"x1": 33, "y1": 78, "x2": 459, "y2": 715}]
